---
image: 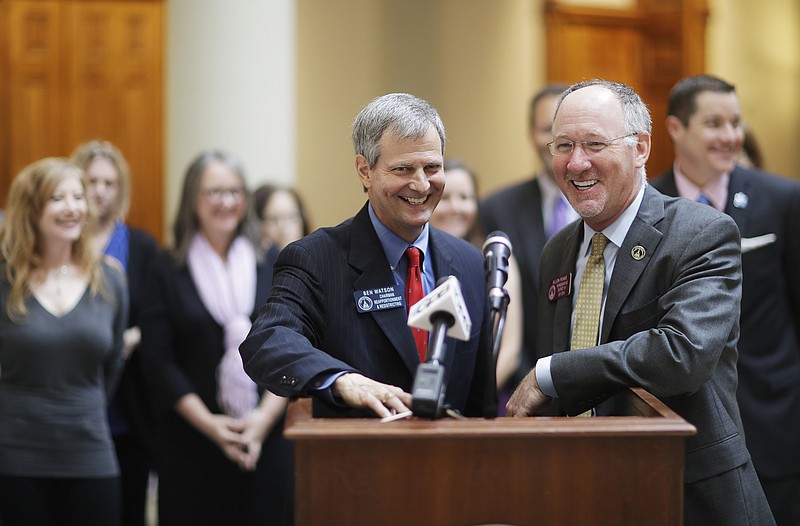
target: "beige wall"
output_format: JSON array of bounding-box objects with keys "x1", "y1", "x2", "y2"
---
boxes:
[
  {"x1": 707, "y1": 0, "x2": 800, "y2": 177},
  {"x1": 166, "y1": 0, "x2": 798, "y2": 233},
  {"x1": 296, "y1": 0, "x2": 545, "y2": 229},
  {"x1": 295, "y1": 0, "x2": 800, "y2": 231}
]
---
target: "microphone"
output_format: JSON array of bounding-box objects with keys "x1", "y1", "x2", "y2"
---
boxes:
[
  {"x1": 482, "y1": 231, "x2": 513, "y2": 311},
  {"x1": 407, "y1": 275, "x2": 472, "y2": 418},
  {"x1": 407, "y1": 275, "x2": 472, "y2": 346}
]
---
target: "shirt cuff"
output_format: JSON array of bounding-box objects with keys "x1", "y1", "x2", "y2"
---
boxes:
[
  {"x1": 313, "y1": 370, "x2": 350, "y2": 407},
  {"x1": 535, "y1": 356, "x2": 557, "y2": 398}
]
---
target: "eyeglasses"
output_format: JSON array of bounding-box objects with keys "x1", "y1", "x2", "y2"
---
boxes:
[
  {"x1": 547, "y1": 133, "x2": 639, "y2": 157},
  {"x1": 265, "y1": 212, "x2": 302, "y2": 225},
  {"x1": 201, "y1": 187, "x2": 245, "y2": 202}
]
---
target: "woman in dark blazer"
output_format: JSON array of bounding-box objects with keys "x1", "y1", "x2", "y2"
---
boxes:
[{"x1": 140, "y1": 150, "x2": 292, "y2": 526}]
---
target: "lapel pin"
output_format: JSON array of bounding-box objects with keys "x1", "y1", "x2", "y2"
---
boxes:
[
  {"x1": 733, "y1": 192, "x2": 748, "y2": 209},
  {"x1": 631, "y1": 245, "x2": 646, "y2": 261}
]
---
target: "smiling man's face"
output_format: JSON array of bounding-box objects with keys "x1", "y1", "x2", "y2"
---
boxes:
[
  {"x1": 356, "y1": 125, "x2": 444, "y2": 243},
  {"x1": 551, "y1": 85, "x2": 649, "y2": 231}
]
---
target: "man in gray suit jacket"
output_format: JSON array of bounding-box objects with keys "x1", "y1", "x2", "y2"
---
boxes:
[
  {"x1": 241, "y1": 93, "x2": 493, "y2": 419},
  {"x1": 507, "y1": 79, "x2": 774, "y2": 525},
  {"x1": 651, "y1": 74, "x2": 800, "y2": 526}
]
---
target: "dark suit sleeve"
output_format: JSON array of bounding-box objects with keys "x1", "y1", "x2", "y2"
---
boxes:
[
  {"x1": 785, "y1": 182, "x2": 800, "y2": 337},
  {"x1": 241, "y1": 241, "x2": 357, "y2": 398},
  {"x1": 550, "y1": 212, "x2": 742, "y2": 415}
]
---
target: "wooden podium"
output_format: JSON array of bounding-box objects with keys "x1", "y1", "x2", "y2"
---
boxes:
[{"x1": 285, "y1": 388, "x2": 696, "y2": 526}]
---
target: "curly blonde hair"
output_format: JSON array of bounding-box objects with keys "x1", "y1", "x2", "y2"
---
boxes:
[{"x1": 0, "y1": 157, "x2": 106, "y2": 321}]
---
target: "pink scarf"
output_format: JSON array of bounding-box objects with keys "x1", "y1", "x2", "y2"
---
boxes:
[{"x1": 187, "y1": 232, "x2": 258, "y2": 418}]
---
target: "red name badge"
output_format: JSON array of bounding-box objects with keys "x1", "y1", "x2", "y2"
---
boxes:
[{"x1": 547, "y1": 273, "x2": 572, "y2": 302}]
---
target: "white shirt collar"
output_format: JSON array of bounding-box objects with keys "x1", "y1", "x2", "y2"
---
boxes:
[{"x1": 580, "y1": 179, "x2": 647, "y2": 253}]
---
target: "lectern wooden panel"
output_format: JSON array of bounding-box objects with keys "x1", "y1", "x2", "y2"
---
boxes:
[{"x1": 285, "y1": 388, "x2": 695, "y2": 526}]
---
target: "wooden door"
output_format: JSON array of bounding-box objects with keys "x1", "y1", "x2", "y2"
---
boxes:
[
  {"x1": 545, "y1": 0, "x2": 709, "y2": 177},
  {"x1": 0, "y1": 0, "x2": 164, "y2": 241},
  {"x1": 3, "y1": 0, "x2": 65, "y2": 176}
]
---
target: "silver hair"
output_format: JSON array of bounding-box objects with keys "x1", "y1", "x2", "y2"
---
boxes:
[
  {"x1": 555, "y1": 79, "x2": 652, "y2": 143},
  {"x1": 352, "y1": 93, "x2": 446, "y2": 168}
]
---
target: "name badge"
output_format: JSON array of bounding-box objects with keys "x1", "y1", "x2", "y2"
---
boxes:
[
  {"x1": 547, "y1": 273, "x2": 572, "y2": 302},
  {"x1": 354, "y1": 284, "x2": 405, "y2": 313}
]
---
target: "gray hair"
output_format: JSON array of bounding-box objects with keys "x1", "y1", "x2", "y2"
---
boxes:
[
  {"x1": 556, "y1": 79, "x2": 652, "y2": 183},
  {"x1": 352, "y1": 93, "x2": 446, "y2": 168},
  {"x1": 556, "y1": 79, "x2": 652, "y2": 137},
  {"x1": 170, "y1": 149, "x2": 260, "y2": 266}
]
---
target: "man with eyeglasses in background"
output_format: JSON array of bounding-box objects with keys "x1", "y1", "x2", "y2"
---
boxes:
[
  {"x1": 651, "y1": 74, "x2": 800, "y2": 526},
  {"x1": 507, "y1": 78, "x2": 775, "y2": 525},
  {"x1": 479, "y1": 84, "x2": 577, "y2": 411}
]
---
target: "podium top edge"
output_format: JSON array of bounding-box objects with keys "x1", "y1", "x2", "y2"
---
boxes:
[{"x1": 285, "y1": 415, "x2": 697, "y2": 440}]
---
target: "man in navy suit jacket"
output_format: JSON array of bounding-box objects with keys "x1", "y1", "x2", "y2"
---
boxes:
[
  {"x1": 507, "y1": 79, "x2": 774, "y2": 525},
  {"x1": 241, "y1": 93, "x2": 493, "y2": 419},
  {"x1": 651, "y1": 74, "x2": 800, "y2": 526}
]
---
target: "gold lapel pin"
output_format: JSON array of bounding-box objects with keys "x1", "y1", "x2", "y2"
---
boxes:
[{"x1": 631, "y1": 245, "x2": 646, "y2": 261}]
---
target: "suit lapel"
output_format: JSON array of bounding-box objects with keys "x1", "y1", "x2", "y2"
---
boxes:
[
  {"x1": 656, "y1": 169, "x2": 679, "y2": 197},
  {"x1": 349, "y1": 206, "x2": 419, "y2": 375},
  {"x1": 602, "y1": 186, "x2": 665, "y2": 341},
  {"x1": 426, "y1": 229, "x2": 468, "y2": 373},
  {"x1": 552, "y1": 221, "x2": 583, "y2": 353}
]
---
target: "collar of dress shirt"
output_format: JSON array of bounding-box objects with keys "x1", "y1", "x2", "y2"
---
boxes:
[
  {"x1": 579, "y1": 179, "x2": 646, "y2": 256},
  {"x1": 673, "y1": 162, "x2": 730, "y2": 211},
  {"x1": 367, "y1": 203, "x2": 430, "y2": 273}
]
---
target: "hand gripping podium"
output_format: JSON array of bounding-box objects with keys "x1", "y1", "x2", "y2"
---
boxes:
[{"x1": 285, "y1": 387, "x2": 696, "y2": 526}]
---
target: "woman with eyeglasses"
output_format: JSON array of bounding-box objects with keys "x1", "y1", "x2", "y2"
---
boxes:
[
  {"x1": 252, "y1": 184, "x2": 311, "y2": 252},
  {"x1": 139, "y1": 150, "x2": 292, "y2": 525},
  {"x1": 0, "y1": 158, "x2": 128, "y2": 525}
]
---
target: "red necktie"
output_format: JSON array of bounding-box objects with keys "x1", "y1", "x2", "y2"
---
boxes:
[{"x1": 405, "y1": 247, "x2": 428, "y2": 362}]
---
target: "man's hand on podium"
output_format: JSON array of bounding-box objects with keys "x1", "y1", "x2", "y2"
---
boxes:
[
  {"x1": 506, "y1": 367, "x2": 551, "y2": 417},
  {"x1": 332, "y1": 372, "x2": 413, "y2": 418}
]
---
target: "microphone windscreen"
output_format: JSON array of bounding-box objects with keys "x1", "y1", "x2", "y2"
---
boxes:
[
  {"x1": 408, "y1": 275, "x2": 472, "y2": 341},
  {"x1": 482, "y1": 231, "x2": 512, "y2": 254}
]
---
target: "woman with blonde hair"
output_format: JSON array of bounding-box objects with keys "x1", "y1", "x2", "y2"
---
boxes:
[
  {"x1": 0, "y1": 157, "x2": 128, "y2": 525},
  {"x1": 71, "y1": 139, "x2": 158, "y2": 526}
]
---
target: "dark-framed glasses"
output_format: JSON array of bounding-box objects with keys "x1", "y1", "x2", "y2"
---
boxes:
[
  {"x1": 201, "y1": 187, "x2": 245, "y2": 202},
  {"x1": 547, "y1": 133, "x2": 639, "y2": 157}
]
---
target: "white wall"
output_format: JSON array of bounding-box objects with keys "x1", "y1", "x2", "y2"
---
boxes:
[{"x1": 165, "y1": 0, "x2": 296, "y2": 239}]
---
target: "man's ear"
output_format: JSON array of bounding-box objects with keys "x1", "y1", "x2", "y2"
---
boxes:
[
  {"x1": 355, "y1": 154, "x2": 371, "y2": 189},
  {"x1": 634, "y1": 132, "x2": 651, "y2": 168},
  {"x1": 665, "y1": 115, "x2": 683, "y2": 143}
]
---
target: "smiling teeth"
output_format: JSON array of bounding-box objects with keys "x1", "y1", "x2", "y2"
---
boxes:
[
  {"x1": 574, "y1": 180, "x2": 597, "y2": 189},
  {"x1": 404, "y1": 196, "x2": 426, "y2": 205}
]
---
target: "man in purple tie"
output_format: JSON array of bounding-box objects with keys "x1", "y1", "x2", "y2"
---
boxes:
[{"x1": 480, "y1": 84, "x2": 578, "y2": 396}]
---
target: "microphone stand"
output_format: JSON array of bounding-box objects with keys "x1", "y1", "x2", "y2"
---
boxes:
[
  {"x1": 489, "y1": 288, "x2": 510, "y2": 363},
  {"x1": 484, "y1": 287, "x2": 510, "y2": 419},
  {"x1": 411, "y1": 312, "x2": 454, "y2": 419}
]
